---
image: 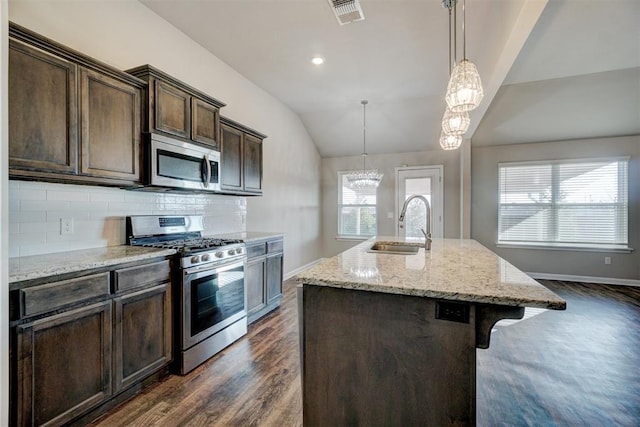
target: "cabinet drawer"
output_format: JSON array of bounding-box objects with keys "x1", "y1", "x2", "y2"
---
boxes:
[
  {"x1": 114, "y1": 260, "x2": 171, "y2": 292},
  {"x1": 246, "y1": 243, "x2": 267, "y2": 259},
  {"x1": 21, "y1": 272, "x2": 110, "y2": 317},
  {"x1": 267, "y1": 239, "x2": 284, "y2": 254}
]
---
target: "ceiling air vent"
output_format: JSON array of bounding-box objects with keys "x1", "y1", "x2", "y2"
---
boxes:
[{"x1": 328, "y1": 0, "x2": 365, "y2": 25}]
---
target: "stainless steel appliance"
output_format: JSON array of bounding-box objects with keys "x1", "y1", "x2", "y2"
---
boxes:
[
  {"x1": 146, "y1": 133, "x2": 221, "y2": 192},
  {"x1": 126, "y1": 215, "x2": 246, "y2": 375}
]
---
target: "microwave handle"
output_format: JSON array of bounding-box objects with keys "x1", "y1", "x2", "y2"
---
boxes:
[{"x1": 201, "y1": 155, "x2": 211, "y2": 188}]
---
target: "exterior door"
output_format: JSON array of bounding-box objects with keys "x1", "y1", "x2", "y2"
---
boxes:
[{"x1": 396, "y1": 166, "x2": 444, "y2": 238}]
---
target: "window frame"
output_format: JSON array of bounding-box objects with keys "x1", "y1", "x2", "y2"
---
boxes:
[
  {"x1": 496, "y1": 157, "x2": 633, "y2": 253},
  {"x1": 337, "y1": 171, "x2": 378, "y2": 239}
]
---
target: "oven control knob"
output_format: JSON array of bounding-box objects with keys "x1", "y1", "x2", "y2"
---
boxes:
[
  {"x1": 227, "y1": 249, "x2": 236, "y2": 256},
  {"x1": 201, "y1": 254, "x2": 211, "y2": 262},
  {"x1": 215, "y1": 251, "x2": 224, "y2": 258},
  {"x1": 190, "y1": 255, "x2": 200, "y2": 264},
  {"x1": 236, "y1": 247, "x2": 243, "y2": 254}
]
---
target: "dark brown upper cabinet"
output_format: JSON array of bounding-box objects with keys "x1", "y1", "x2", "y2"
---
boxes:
[
  {"x1": 8, "y1": 22, "x2": 145, "y2": 187},
  {"x1": 126, "y1": 65, "x2": 225, "y2": 151},
  {"x1": 220, "y1": 116, "x2": 266, "y2": 195}
]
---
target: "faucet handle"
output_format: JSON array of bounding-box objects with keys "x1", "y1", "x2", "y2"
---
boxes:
[{"x1": 420, "y1": 228, "x2": 427, "y2": 239}]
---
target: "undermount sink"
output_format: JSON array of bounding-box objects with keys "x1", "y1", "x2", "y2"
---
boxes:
[{"x1": 368, "y1": 242, "x2": 421, "y2": 255}]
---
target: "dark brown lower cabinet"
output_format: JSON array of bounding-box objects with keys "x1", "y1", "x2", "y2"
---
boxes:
[
  {"x1": 113, "y1": 282, "x2": 172, "y2": 392},
  {"x1": 16, "y1": 301, "x2": 113, "y2": 427},
  {"x1": 10, "y1": 256, "x2": 173, "y2": 427},
  {"x1": 246, "y1": 256, "x2": 267, "y2": 320},
  {"x1": 266, "y1": 253, "x2": 283, "y2": 306},
  {"x1": 246, "y1": 237, "x2": 284, "y2": 324}
]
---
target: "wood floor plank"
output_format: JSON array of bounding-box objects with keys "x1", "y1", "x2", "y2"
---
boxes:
[{"x1": 90, "y1": 279, "x2": 640, "y2": 427}]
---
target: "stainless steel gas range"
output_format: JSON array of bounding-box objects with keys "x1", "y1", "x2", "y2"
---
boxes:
[{"x1": 126, "y1": 215, "x2": 247, "y2": 375}]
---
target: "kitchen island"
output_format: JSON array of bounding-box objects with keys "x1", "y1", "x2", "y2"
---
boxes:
[{"x1": 295, "y1": 237, "x2": 566, "y2": 426}]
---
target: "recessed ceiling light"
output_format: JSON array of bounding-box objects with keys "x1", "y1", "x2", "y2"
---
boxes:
[{"x1": 312, "y1": 57, "x2": 324, "y2": 65}]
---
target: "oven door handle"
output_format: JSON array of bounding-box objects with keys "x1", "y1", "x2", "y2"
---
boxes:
[
  {"x1": 184, "y1": 259, "x2": 246, "y2": 277},
  {"x1": 201, "y1": 155, "x2": 211, "y2": 189}
]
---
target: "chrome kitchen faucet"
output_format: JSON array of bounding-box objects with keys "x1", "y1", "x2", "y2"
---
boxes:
[{"x1": 398, "y1": 195, "x2": 432, "y2": 250}]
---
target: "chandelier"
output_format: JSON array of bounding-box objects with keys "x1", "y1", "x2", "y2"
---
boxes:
[{"x1": 346, "y1": 100, "x2": 383, "y2": 189}]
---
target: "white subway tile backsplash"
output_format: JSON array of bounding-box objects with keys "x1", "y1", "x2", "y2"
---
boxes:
[
  {"x1": 13, "y1": 232, "x2": 47, "y2": 246},
  {"x1": 8, "y1": 198, "x2": 20, "y2": 212},
  {"x1": 68, "y1": 201, "x2": 110, "y2": 212},
  {"x1": 9, "y1": 211, "x2": 46, "y2": 224},
  {"x1": 9, "y1": 180, "x2": 246, "y2": 257},
  {"x1": 46, "y1": 211, "x2": 91, "y2": 222},
  {"x1": 21, "y1": 200, "x2": 70, "y2": 212},
  {"x1": 89, "y1": 191, "x2": 126, "y2": 202},
  {"x1": 19, "y1": 222, "x2": 50, "y2": 234},
  {"x1": 11, "y1": 188, "x2": 46, "y2": 201},
  {"x1": 47, "y1": 190, "x2": 89, "y2": 202}
]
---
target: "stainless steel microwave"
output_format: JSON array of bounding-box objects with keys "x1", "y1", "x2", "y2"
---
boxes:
[{"x1": 147, "y1": 133, "x2": 220, "y2": 192}]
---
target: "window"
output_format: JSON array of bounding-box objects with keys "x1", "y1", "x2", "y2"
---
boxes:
[
  {"x1": 498, "y1": 158, "x2": 629, "y2": 250},
  {"x1": 338, "y1": 172, "x2": 377, "y2": 237}
]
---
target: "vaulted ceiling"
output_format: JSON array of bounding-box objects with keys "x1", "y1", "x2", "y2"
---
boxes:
[{"x1": 141, "y1": 0, "x2": 640, "y2": 157}]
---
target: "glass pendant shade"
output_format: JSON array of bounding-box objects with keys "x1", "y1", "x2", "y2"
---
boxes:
[
  {"x1": 347, "y1": 169, "x2": 383, "y2": 189},
  {"x1": 441, "y1": 108, "x2": 470, "y2": 135},
  {"x1": 445, "y1": 59, "x2": 484, "y2": 112},
  {"x1": 439, "y1": 131, "x2": 462, "y2": 150}
]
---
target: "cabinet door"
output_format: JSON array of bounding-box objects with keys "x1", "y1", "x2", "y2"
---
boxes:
[
  {"x1": 9, "y1": 39, "x2": 78, "y2": 174},
  {"x1": 113, "y1": 282, "x2": 172, "y2": 392},
  {"x1": 80, "y1": 68, "x2": 141, "y2": 183},
  {"x1": 246, "y1": 257, "x2": 266, "y2": 320},
  {"x1": 16, "y1": 301, "x2": 112, "y2": 427},
  {"x1": 154, "y1": 80, "x2": 190, "y2": 139},
  {"x1": 243, "y1": 134, "x2": 263, "y2": 194},
  {"x1": 266, "y1": 253, "x2": 283, "y2": 305},
  {"x1": 192, "y1": 97, "x2": 220, "y2": 149},
  {"x1": 220, "y1": 123, "x2": 244, "y2": 192}
]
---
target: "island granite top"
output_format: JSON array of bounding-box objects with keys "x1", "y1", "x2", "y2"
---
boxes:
[
  {"x1": 9, "y1": 246, "x2": 177, "y2": 287},
  {"x1": 295, "y1": 237, "x2": 566, "y2": 310}
]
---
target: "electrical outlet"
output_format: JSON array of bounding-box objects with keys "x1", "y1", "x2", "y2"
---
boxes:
[
  {"x1": 604, "y1": 256, "x2": 611, "y2": 265},
  {"x1": 60, "y1": 218, "x2": 74, "y2": 235}
]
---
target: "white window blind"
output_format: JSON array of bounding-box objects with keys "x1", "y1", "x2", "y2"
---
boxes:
[
  {"x1": 498, "y1": 158, "x2": 629, "y2": 249},
  {"x1": 338, "y1": 172, "x2": 377, "y2": 237}
]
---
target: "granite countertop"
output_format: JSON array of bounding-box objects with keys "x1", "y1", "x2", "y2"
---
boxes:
[
  {"x1": 9, "y1": 246, "x2": 176, "y2": 286},
  {"x1": 295, "y1": 236, "x2": 566, "y2": 310},
  {"x1": 213, "y1": 231, "x2": 284, "y2": 243}
]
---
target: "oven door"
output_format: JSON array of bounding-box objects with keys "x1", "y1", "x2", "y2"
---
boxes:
[
  {"x1": 182, "y1": 260, "x2": 246, "y2": 349},
  {"x1": 149, "y1": 133, "x2": 220, "y2": 192}
]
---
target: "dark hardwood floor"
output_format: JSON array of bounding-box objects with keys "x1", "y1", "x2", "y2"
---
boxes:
[{"x1": 91, "y1": 279, "x2": 640, "y2": 427}]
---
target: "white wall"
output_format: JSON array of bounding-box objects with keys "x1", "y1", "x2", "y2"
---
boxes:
[
  {"x1": 322, "y1": 149, "x2": 463, "y2": 257},
  {"x1": 471, "y1": 135, "x2": 640, "y2": 280},
  {"x1": 7, "y1": 1, "x2": 322, "y2": 271},
  {"x1": 1, "y1": 1, "x2": 9, "y2": 424}
]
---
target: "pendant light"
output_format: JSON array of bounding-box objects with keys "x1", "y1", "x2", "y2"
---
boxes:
[
  {"x1": 439, "y1": 0, "x2": 466, "y2": 150},
  {"x1": 439, "y1": 131, "x2": 463, "y2": 151},
  {"x1": 441, "y1": 1, "x2": 469, "y2": 138},
  {"x1": 347, "y1": 100, "x2": 383, "y2": 189},
  {"x1": 445, "y1": 0, "x2": 484, "y2": 113}
]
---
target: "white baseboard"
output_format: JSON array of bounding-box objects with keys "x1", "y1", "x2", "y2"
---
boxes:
[
  {"x1": 284, "y1": 258, "x2": 326, "y2": 281},
  {"x1": 527, "y1": 272, "x2": 640, "y2": 287}
]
